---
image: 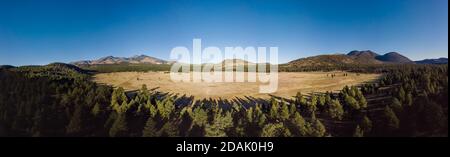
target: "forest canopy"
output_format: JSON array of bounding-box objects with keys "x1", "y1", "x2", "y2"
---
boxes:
[{"x1": 0, "y1": 63, "x2": 447, "y2": 137}]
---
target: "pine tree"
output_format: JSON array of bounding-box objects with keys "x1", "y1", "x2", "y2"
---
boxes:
[
  {"x1": 269, "y1": 98, "x2": 279, "y2": 120},
  {"x1": 66, "y1": 105, "x2": 86, "y2": 136},
  {"x1": 280, "y1": 101, "x2": 290, "y2": 121},
  {"x1": 205, "y1": 110, "x2": 233, "y2": 137},
  {"x1": 406, "y1": 92, "x2": 413, "y2": 107},
  {"x1": 344, "y1": 94, "x2": 360, "y2": 111},
  {"x1": 309, "y1": 116, "x2": 326, "y2": 137},
  {"x1": 191, "y1": 107, "x2": 208, "y2": 127},
  {"x1": 111, "y1": 87, "x2": 128, "y2": 112},
  {"x1": 326, "y1": 99, "x2": 344, "y2": 120},
  {"x1": 261, "y1": 123, "x2": 291, "y2": 137},
  {"x1": 148, "y1": 100, "x2": 157, "y2": 118},
  {"x1": 289, "y1": 102, "x2": 297, "y2": 115},
  {"x1": 91, "y1": 103, "x2": 102, "y2": 116},
  {"x1": 138, "y1": 84, "x2": 149, "y2": 103},
  {"x1": 290, "y1": 112, "x2": 308, "y2": 136},
  {"x1": 158, "y1": 121, "x2": 179, "y2": 137},
  {"x1": 318, "y1": 94, "x2": 326, "y2": 107},
  {"x1": 295, "y1": 92, "x2": 306, "y2": 106},
  {"x1": 398, "y1": 86, "x2": 406, "y2": 102},
  {"x1": 423, "y1": 101, "x2": 446, "y2": 130},
  {"x1": 246, "y1": 107, "x2": 254, "y2": 123},
  {"x1": 360, "y1": 115, "x2": 372, "y2": 134},
  {"x1": 307, "y1": 95, "x2": 318, "y2": 114},
  {"x1": 142, "y1": 118, "x2": 158, "y2": 137},
  {"x1": 157, "y1": 97, "x2": 175, "y2": 120},
  {"x1": 355, "y1": 88, "x2": 367, "y2": 109},
  {"x1": 31, "y1": 109, "x2": 44, "y2": 137},
  {"x1": 109, "y1": 113, "x2": 128, "y2": 137},
  {"x1": 383, "y1": 106, "x2": 400, "y2": 132},
  {"x1": 391, "y1": 97, "x2": 403, "y2": 114},
  {"x1": 353, "y1": 125, "x2": 364, "y2": 137},
  {"x1": 254, "y1": 104, "x2": 267, "y2": 127}
]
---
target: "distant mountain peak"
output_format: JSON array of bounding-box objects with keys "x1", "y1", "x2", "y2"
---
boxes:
[
  {"x1": 71, "y1": 55, "x2": 168, "y2": 66},
  {"x1": 131, "y1": 54, "x2": 150, "y2": 58},
  {"x1": 288, "y1": 50, "x2": 415, "y2": 67},
  {"x1": 346, "y1": 50, "x2": 382, "y2": 64},
  {"x1": 415, "y1": 58, "x2": 448, "y2": 64},
  {"x1": 375, "y1": 52, "x2": 413, "y2": 63},
  {"x1": 347, "y1": 50, "x2": 380, "y2": 57}
]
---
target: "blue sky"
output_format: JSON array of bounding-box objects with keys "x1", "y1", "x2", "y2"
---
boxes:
[{"x1": 0, "y1": 0, "x2": 448, "y2": 65}]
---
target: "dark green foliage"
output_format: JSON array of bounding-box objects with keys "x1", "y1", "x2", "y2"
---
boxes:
[
  {"x1": 261, "y1": 123, "x2": 291, "y2": 137},
  {"x1": 80, "y1": 64, "x2": 172, "y2": 73},
  {"x1": 0, "y1": 63, "x2": 447, "y2": 137},
  {"x1": 205, "y1": 110, "x2": 233, "y2": 137},
  {"x1": 344, "y1": 94, "x2": 360, "y2": 111},
  {"x1": 309, "y1": 116, "x2": 326, "y2": 137},
  {"x1": 390, "y1": 97, "x2": 403, "y2": 114},
  {"x1": 289, "y1": 112, "x2": 308, "y2": 136},
  {"x1": 142, "y1": 118, "x2": 158, "y2": 137},
  {"x1": 360, "y1": 115, "x2": 372, "y2": 134},
  {"x1": 325, "y1": 99, "x2": 344, "y2": 120},
  {"x1": 353, "y1": 125, "x2": 364, "y2": 137},
  {"x1": 109, "y1": 113, "x2": 128, "y2": 137},
  {"x1": 382, "y1": 106, "x2": 400, "y2": 133}
]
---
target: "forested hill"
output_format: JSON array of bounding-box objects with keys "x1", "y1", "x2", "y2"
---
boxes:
[{"x1": 10, "y1": 63, "x2": 90, "y2": 80}]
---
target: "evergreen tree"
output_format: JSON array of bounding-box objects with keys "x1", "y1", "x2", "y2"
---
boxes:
[
  {"x1": 382, "y1": 106, "x2": 400, "y2": 132},
  {"x1": 290, "y1": 112, "x2": 308, "y2": 136},
  {"x1": 158, "y1": 121, "x2": 179, "y2": 137},
  {"x1": 280, "y1": 101, "x2": 290, "y2": 121},
  {"x1": 295, "y1": 92, "x2": 306, "y2": 106},
  {"x1": 360, "y1": 115, "x2": 372, "y2": 134},
  {"x1": 109, "y1": 113, "x2": 128, "y2": 137},
  {"x1": 309, "y1": 117, "x2": 326, "y2": 137},
  {"x1": 344, "y1": 94, "x2": 360, "y2": 111},
  {"x1": 66, "y1": 105, "x2": 86, "y2": 136},
  {"x1": 289, "y1": 102, "x2": 297, "y2": 115},
  {"x1": 148, "y1": 100, "x2": 157, "y2": 118},
  {"x1": 406, "y1": 92, "x2": 413, "y2": 107},
  {"x1": 326, "y1": 99, "x2": 344, "y2": 120},
  {"x1": 423, "y1": 101, "x2": 446, "y2": 131},
  {"x1": 397, "y1": 86, "x2": 406, "y2": 103},
  {"x1": 142, "y1": 118, "x2": 158, "y2": 137},
  {"x1": 353, "y1": 125, "x2": 364, "y2": 137},
  {"x1": 269, "y1": 98, "x2": 279, "y2": 120},
  {"x1": 391, "y1": 97, "x2": 403, "y2": 114},
  {"x1": 191, "y1": 107, "x2": 208, "y2": 127},
  {"x1": 91, "y1": 103, "x2": 102, "y2": 116},
  {"x1": 205, "y1": 110, "x2": 233, "y2": 137},
  {"x1": 261, "y1": 123, "x2": 291, "y2": 137},
  {"x1": 355, "y1": 88, "x2": 367, "y2": 109},
  {"x1": 318, "y1": 94, "x2": 326, "y2": 107},
  {"x1": 306, "y1": 95, "x2": 318, "y2": 114}
]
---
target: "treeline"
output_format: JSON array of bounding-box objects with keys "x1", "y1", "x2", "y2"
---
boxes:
[
  {"x1": 361, "y1": 64, "x2": 448, "y2": 136},
  {"x1": 0, "y1": 63, "x2": 447, "y2": 136},
  {"x1": 82, "y1": 63, "x2": 274, "y2": 73},
  {"x1": 279, "y1": 63, "x2": 439, "y2": 73},
  {"x1": 80, "y1": 64, "x2": 172, "y2": 73},
  {"x1": 0, "y1": 66, "x2": 111, "y2": 136}
]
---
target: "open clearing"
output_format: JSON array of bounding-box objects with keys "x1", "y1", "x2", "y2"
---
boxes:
[{"x1": 93, "y1": 71, "x2": 381, "y2": 99}]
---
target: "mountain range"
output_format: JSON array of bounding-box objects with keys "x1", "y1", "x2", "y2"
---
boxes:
[
  {"x1": 71, "y1": 55, "x2": 169, "y2": 66},
  {"x1": 287, "y1": 50, "x2": 416, "y2": 67},
  {"x1": 415, "y1": 58, "x2": 448, "y2": 64},
  {"x1": 69, "y1": 51, "x2": 447, "y2": 67}
]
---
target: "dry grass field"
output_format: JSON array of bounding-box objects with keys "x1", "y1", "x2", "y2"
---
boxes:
[{"x1": 93, "y1": 71, "x2": 381, "y2": 99}]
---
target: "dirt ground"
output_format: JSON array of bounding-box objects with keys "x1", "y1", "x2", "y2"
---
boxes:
[{"x1": 93, "y1": 71, "x2": 381, "y2": 99}]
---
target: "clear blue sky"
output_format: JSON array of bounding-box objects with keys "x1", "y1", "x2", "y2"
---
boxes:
[{"x1": 0, "y1": 0, "x2": 448, "y2": 65}]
